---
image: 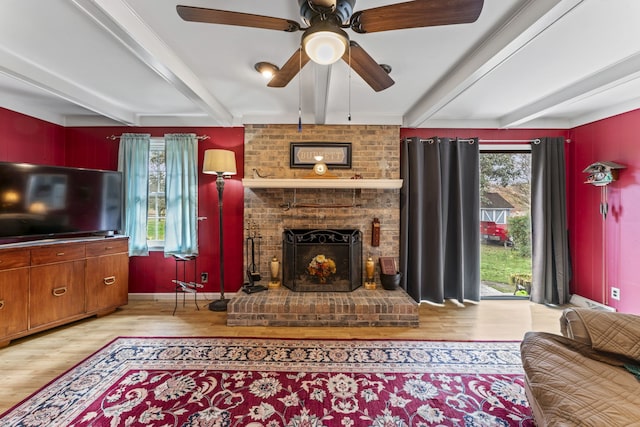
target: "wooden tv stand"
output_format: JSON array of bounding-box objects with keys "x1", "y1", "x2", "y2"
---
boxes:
[{"x1": 0, "y1": 236, "x2": 129, "y2": 348}]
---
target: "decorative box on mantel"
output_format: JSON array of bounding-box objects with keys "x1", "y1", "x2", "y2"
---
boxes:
[{"x1": 283, "y1": 229, "x2": 362, "y2": 292}]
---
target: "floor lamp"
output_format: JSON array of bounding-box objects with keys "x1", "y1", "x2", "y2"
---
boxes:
[{"x1": 203, "y1": 149, "x2": 237, "y2": 312}]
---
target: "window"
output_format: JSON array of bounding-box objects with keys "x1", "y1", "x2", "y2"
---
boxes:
[
  {"x1": 147, "y1": 139, "x2": 165, "y2": 248},
  {"x1": 119, "y1": 133, "x2": 198, "y2": 255}
]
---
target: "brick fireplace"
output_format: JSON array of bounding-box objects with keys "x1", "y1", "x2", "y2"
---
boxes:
[{"x1": 229, "y1": 124, "x2": 419, "y2": 327}]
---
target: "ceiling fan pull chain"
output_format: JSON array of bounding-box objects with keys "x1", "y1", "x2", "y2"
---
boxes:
[
  {"x1": 298, "y1": 46, "x2": 303, "y2": 132},
  {"x1": 348, "y1": 43, "x2": 352, "y2": 122}
]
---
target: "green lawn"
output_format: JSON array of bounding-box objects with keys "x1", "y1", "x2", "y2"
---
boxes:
[
  {"x1": 481, "y1": 244, "x2": 531, "y2": 293},
  {"x1": 147, "y1": 219, "x2": 165, "y2": 241}
]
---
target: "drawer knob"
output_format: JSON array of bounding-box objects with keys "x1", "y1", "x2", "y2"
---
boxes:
[
  {"x1": 103, "y1": 276, "x2": 116, "y2": 286},
  {"x1": 0, "y1": 300, "x2": 4, "y2": 310},
  {"x1": 56, "y1": 252, "x2": 65, "y2": 256},
  {"x1": 52, "y1": 287, "x2": 67, "y2": 297}
]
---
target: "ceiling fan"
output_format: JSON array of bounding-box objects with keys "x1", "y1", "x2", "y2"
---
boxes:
[{"x1": 177, "y1": 0, "x2": 484, "y2": 92}]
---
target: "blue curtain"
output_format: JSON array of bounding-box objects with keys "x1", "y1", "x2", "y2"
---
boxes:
[
  {"x1": 118, "y1": 133, "x2": 150, "y2": 256},
  {"x1": 164, "y1": 134, "x2": 199, "y2": 256}
]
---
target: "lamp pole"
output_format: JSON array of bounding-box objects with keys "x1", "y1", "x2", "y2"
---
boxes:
[
  {"x1": 202, "y1": 148, "x2": 236, "y2": 312},
  {"x1": 209, "y1": 173, "x2": 229, "y2": 311}
]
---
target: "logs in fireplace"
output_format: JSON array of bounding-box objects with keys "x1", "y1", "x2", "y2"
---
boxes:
[{"x1": 282, "y1": 229, "x2": 362, "y2": 292}]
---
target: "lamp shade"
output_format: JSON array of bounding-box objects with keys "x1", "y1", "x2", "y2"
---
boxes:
[
  {"x1": 203, "y1": 149, "x2": 237, "y2": 175},
  {"x1": 302, "y1": 22, "x2": 348, "y2": 65}
]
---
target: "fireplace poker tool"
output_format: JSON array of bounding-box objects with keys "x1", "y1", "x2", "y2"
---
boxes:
[{"x1": 243, "y1": 222, "x2": 267, "y2": 294}]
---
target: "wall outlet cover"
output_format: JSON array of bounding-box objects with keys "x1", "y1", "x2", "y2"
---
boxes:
[{"x1": 611, "y1": 287, "x2": 620, "y2": 300}]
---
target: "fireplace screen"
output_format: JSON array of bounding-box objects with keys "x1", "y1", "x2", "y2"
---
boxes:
[{"x1": 283, "y1": 229, "x2": 362, "y2": 292}]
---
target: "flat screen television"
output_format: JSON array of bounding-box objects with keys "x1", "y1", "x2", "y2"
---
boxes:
[{"x1": 0, "y1": 162, "x2": 123, "y2": 241}]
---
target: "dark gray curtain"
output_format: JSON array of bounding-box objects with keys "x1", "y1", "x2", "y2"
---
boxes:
[
  {"x1": 530, "y1": 137, "x2": 571, "y2": 305},
  {"x1": 400, "y1": 137, "x2": 480, "y2": 304}
]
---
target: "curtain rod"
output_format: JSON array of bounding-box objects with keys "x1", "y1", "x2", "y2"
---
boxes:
[
  {"x1": 479, "y1": 139, "x2": 540, "y2": 143},
  {"x1": 458, "y1": 138, "x2": 543, "y2": 144},
  {"x1": 106, "y1": 134, "x2": 210, "y2": 140},
  {"x1": 410, "y1": 138, "x2": 571, "y2": 144},
  {"x1": 479, "y1": 138, "x2": 571, "y2": 143}
]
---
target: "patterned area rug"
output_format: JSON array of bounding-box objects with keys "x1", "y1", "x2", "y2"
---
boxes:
[{"x1": 1, "y1": 337, "x2": 533, "y2": 426}]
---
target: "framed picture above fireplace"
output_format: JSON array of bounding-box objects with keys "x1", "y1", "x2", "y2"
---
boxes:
[{"x1": 290, "y1": 142, "x2": 352, "y2": 169}]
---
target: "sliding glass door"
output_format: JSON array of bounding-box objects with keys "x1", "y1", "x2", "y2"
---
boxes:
[{"x1": 480, "y1": 146, "x2": 532, "y2": 299}]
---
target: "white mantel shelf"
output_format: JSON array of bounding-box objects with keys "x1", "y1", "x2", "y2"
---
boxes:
[{"x1": 242, "y1": 178, "x2": 403, "y2": 189}]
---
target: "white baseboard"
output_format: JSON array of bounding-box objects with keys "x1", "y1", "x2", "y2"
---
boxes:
[
  {"x1": 570, "y1": 294, "x2": 616, "y2": 312},
  {"x1": 128, "y1": 292, "x2": 237, "y2": 301}
]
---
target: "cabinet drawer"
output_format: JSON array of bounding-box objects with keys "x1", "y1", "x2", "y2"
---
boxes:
[
  {"x1": 85, "y1": 238, "x2": 128, "y2": 257},
  {"x1": 0, "y1": 249, "x2": 30, "y2": 271},
  {"x1": 31, "y1": 244, "x2": 85, "y2": 265}
]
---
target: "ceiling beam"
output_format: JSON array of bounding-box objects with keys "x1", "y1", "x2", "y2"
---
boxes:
[
  {"x1": 403, "y1": 0, "x2": 585, "y2": 128},
  {"x1": 0, "y1": 46, "x2": 138, "y2": 125},
  {"x1": 500, "y1": 52, "x2": 640, "y2": 127},
  {"x1": 71, "y1": 0, "x2": 234, "y2": 126},
  {"x1": 313, "y1": 64, "x2": 332, "y2": 124}
]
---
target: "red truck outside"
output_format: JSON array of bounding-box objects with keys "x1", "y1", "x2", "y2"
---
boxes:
[{"x1": 481, "y1": 221, "x2": 513, "y2": 246}]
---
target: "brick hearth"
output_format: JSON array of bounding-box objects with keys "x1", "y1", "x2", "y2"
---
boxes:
[{"x1": 227, "y1": 287, "x2": 419, "y2": 327}]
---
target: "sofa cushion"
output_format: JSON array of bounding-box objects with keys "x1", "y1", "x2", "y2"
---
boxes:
[
  {"x1": 564, "y1": 308, "x2": 640, "y2": 362},
  {"x1": 521, "y1": 331, "x2": 640, "y2": 426}
]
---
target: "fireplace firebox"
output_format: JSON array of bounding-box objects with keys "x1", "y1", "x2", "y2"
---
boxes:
[{"x1": 283, "y1": 229, "x2": 362, "y2": 292}]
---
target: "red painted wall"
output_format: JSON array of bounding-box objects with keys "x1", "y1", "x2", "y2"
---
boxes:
[
  {"x1": 0, "y1": 107, "x2": 65, "y2": 164},
  {"x1": 64, "y1": 127, "x2": 245, "y2": 294},
  {"x1": 569, "y1": 109, "x2": 640, "y2": 314}
]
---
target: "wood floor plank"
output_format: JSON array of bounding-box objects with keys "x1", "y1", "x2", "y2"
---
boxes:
[{"x1": 0, "y1": 297, "x2": 565, "y2": 414}]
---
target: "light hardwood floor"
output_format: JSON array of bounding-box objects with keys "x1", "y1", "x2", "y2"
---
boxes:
[{"x1": 0, "y1": 297, "x2": 565, "y2": 414}]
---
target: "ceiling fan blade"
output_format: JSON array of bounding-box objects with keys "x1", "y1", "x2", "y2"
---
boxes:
[
  {"x1": 350, "y1": 0, "x2": 484, "y2": 34},
  {"x1": 268, "y1": 49, "x2": 311, "y2": 88},
  {"x1": 177, "y1": 5, "x2": 301, "y2": 32},
  {"x1": 342, "y1": 42, "x2": 394, "y2": 92}
]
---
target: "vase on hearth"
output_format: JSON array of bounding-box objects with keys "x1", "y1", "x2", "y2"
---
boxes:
[
  {"x1": 269, "y1": 255, "x2": 280, "y2": 288},
  {"x1": 365, "y1": 256, "x2": 376, "y2": 289}
]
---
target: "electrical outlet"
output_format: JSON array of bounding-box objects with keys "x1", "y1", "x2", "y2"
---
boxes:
[
  {"x1": 611, "y1": 286, "x2": 620, "y2": 301},
  {"x1": 201, "y1": 272, "x2": 208, "y2": 283}
]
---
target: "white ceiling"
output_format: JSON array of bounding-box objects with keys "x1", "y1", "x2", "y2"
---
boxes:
[{"x1": 1, "y1": 0, "x2": 639, "y2": 129}]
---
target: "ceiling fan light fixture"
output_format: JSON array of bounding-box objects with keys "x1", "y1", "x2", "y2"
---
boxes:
[
  {"x1": 302, "y1": 21, "x2": 348, "y2": 65},
  {"x1": 254, "y1": 62, "x2": 280, "y2": 79}
]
